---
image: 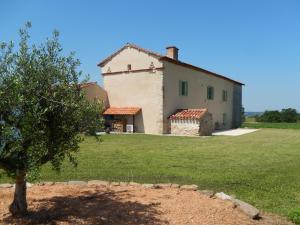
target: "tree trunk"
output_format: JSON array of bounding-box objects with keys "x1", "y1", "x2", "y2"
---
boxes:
[{"x1": 9, "y1": 170, "x2": 28, "y2": 216}]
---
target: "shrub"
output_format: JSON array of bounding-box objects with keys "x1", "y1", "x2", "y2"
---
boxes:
[
  {"x1": 256, "y1": 108, "x2": 299, "y2": 123},
  {"x1": 289, "y1": 208, "x2": 300, "y2": 225},
  {"x1": 257, "y1": 110, "x2": 281, "y2": 122},
  {"x1": 281, "y1": 108, "x2": 298, "y2": 123}
]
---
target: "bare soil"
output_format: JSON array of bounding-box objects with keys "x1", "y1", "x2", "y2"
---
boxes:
[{"x1": 0, "y1": 184, "x2": 292, "y2": 225}]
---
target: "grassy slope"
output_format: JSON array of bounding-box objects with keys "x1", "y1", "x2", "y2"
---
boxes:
[{"x1": 1, "y1": 129, "x2": 300, "y2": 216}]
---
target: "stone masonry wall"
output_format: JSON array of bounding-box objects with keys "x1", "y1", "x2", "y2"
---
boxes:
[
  {"x1": 170, "y1": 114, "x2": 213, "y2": 136},
  {"x1": 199, "y1": 113, "x2": 213, "y2": 136},
  {"x1": 170, "y1": 120, "x2": 200, "y2": 136}
]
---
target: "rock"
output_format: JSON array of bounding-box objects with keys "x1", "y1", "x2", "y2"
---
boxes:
[
  {"x1": 68, "y1": 181, "x2": 87, "y2": 186},
  {"x1": 154, "y1": 183, "x2": 172, "y2": 189},
  {"x1": 233, "y1": 199, "x2": 260, "y2": 219},
  {"x1": 199, "y1": 190, "x2": 215, "y2": 198},
  {"x1": 129, "y1": 182, "x2": 141, "y2": 187},
  {"x1": 171, "y1": 183, "x2": 180, "y2": 188},
  {"x1": 55, "y1": 182, "x2": 68, "y2": 185},
  {"x1": 0, "y1": 183, "x2": 13, "y2": 188},
  {"x1": 142, "y1": 184, "x2": 154, "y2": 188},
  {"x1": 87, "y1": 180, "x2": 109, "y2": 186},
  {"x1": 119, "y1": 182, "x2": 128, "y2": 186},
  {"x1": 42, "y1": 181, "x2": 54, "y2": 186},
  {"x1": 110, "y1": 182, "x2": 120, "y2": 186},
  {"x1": 180, "y1": 184, "x2": 198, "y2": 191},
  {"x1": 215, "y1": 192, "x2": 233, "y2": 200}
]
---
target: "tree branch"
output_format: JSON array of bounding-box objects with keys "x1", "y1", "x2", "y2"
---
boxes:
[
  {"x1": 0, "y1": 159, "x2": 14, "y2": 171},
  {"x1": 40, "y1": 150, "x2": 54, "y2": 165}
]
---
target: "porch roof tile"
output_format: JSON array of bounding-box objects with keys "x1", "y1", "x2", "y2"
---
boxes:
[
  {"x1": 169, "y1": 108, "x2": 208, "y2": 120},
  {"x1": 103, "y1": 107, "x2": 141, "y2": 115}
]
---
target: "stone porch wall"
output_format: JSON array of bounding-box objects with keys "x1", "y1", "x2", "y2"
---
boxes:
[
  {"x1": 170, "y1": 120, "x2": 200, "y2": 136},
  {"x1": 170, "y1": 113, "x2": 213, "y2": 136}
]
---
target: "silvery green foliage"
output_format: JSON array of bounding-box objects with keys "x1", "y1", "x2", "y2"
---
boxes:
[{"x1": 0, "y1": 22, "x2": 103, "y2": 179}]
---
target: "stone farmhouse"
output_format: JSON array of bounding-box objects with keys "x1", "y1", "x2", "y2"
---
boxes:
[{"x1": 98, "y1": 43, "x2": 244, "y2": 135}]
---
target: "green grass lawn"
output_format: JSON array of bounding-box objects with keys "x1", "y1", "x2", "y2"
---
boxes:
[
  {"x1": 1, "y1": 129, "x2": 300, "y2": 217},
  {"x1": 242, "y1": 122, "x2": 300, "y2": 129},
  {"x1": 245, "y1": 116, "x2": 257, "y2": 122}
]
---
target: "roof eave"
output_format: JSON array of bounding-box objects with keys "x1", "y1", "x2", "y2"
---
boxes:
[
  {"x1": 159, "y1": 56, "x2": 244, "y2": 86},
  {"x1": 97, "y1": 43, "x2": 162, "y2": 68}
]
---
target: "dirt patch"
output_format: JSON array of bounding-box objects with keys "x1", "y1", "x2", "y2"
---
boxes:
[{"x1": 0, "y1": 185, "x2": 291, "y2": 225}]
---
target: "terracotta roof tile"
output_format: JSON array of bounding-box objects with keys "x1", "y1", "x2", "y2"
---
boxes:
[
  {"x1": 169, "y1": 109, "x2": 208, "y2": 120},
  {"x1": 103, "y1": 107, "x2": 141, "y2": 115}
]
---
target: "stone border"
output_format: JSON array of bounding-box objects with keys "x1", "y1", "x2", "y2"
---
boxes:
[{"x1": 0, "y1": 181, "x2": 260, "y2": 219}]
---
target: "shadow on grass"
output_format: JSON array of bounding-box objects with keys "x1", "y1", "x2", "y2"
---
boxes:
[{"x1": 2, "y1": 190, "x2": 165, "y2": 225}]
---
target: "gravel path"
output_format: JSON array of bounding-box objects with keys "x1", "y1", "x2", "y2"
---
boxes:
[{"x1": 0, "y1": 184, "x2": 291, "y2": 225}]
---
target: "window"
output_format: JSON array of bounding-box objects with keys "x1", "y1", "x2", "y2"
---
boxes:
[
  {"x1": 207, "y1": 86, "x2": 214, "y2": 100},
  {"x1": 127, "y1": 64, "x2": 132, "y2": 70},
  {"x1": 179, "y1": 80, "x2": 188, "y2": 96},
  {"x1": 222, "y1": 90, "x2": 228, "y2": 102},
  {"x1": 223, "y1": 113, "x2": 227, "y2": 125}
]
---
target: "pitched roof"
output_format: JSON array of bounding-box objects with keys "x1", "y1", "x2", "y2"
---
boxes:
[
  {"x1": 97, "y1": 43, "x2": 244, "y2": 86},
  {"x1": 103, "y1": 107, "x2": 141, "y2": 115},
  {"x1": 169, "y1": 109, "x2": 208, "y2": 120},
  {"x1": 97, "y1": 43, "x2": 162, "y2": 67}
]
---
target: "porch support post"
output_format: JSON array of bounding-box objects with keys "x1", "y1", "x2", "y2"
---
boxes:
[{"x1": 133, "y1": 115, "x2": 135, "y2": 133}]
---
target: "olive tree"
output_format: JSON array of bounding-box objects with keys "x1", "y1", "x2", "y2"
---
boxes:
[{"x1": 0, "y1": 22, "x2": 103, "y2": 216}]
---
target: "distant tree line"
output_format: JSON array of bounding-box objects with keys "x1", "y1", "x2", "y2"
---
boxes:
[{"x1": 255, "y1": 108, "x2": 299, "y2": 123}]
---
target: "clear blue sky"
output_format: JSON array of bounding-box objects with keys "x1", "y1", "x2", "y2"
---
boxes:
[{"x1": 1, "y1": 0, "x2": 300, "y2": 112}]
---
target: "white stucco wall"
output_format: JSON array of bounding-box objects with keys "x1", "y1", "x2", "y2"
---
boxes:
[
  {"x1": 103, "y1": 72, "x2": 163, "y2": 134},
  {"x1": 163, "y1": 61, "x2": 239, "y2": 132},
  {"x1": 102, "y1": 46, "x2": 162, "y2": 73},
  {"x1": 102, "y1": 48, "x2": 164, "y2": 134}
]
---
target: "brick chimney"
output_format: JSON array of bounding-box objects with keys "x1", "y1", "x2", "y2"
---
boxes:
[{"x1": 166, "y1": 46, "x2": 179, "y2": 60}]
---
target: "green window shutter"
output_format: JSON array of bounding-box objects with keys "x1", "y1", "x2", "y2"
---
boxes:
[
  {"x1": 207, "y1": 87, "x2": 209, "y2": 99},
  {"x1": 222, "y1": 90, "x2": 227, "y2": 101},
  {"x1": 179, "y1": 80, "x2": 188, "y2": 96},
  {"x1": 185, "y1": 82, "x2": 188, "y2": 96},
  {"x1": 207, "y1": 86, "x2": 214, "y2": 100}
]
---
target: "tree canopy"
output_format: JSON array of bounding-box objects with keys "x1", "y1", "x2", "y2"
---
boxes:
[
  {"x1": 0, "y1": 22, "x2": 103, "y2": 215},
  {"x1": 256, "y1": 108, "x2": 299, "y2": 123}
]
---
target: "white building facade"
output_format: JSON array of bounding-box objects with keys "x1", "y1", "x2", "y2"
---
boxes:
[{"x1": 99, "y1": 44, "x2": 243, "y2": 135}]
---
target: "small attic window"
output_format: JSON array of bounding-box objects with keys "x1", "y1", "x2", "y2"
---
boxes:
[{"x1": 127, "y1": 64, "x2": 132, "y2": 71}]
